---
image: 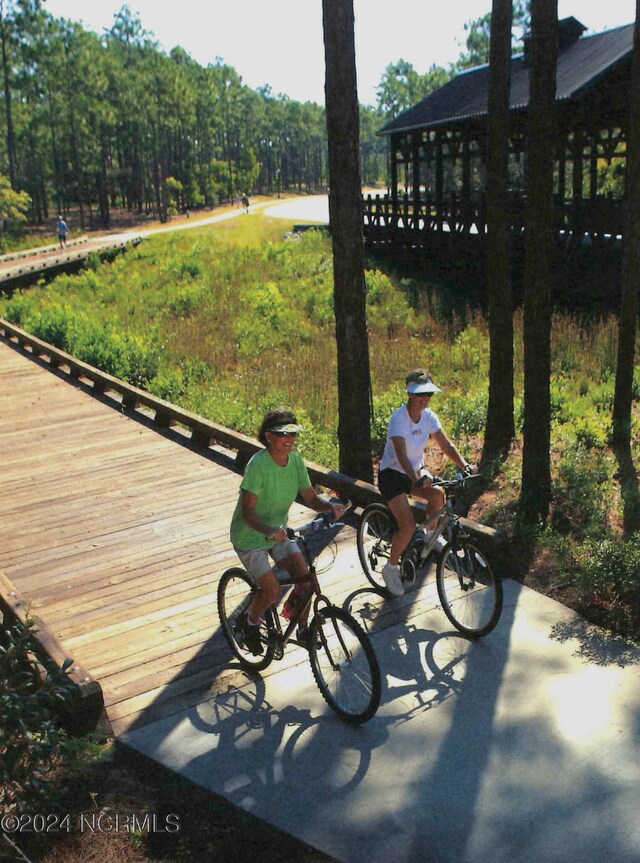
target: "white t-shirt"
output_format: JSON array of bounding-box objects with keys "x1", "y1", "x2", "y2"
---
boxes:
[{"x1": 379, "y1": 405, "x2": 442, "y2": 475}]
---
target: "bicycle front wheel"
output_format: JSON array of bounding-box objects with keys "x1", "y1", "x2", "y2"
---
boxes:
[
  {"x1": 357, "y1": 502, "x2": 396, "y2": 591},
  {"x1": 436, "y1": 542, "x2": 503, "y2": 637},
  {"x1": 217, "y1": 567, "x2": 276, "y2": 671},
  {"x1": 309, "y1": 606, "x2": 381, "y2": 724}
]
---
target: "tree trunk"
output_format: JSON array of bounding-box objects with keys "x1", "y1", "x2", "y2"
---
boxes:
[
  {"x1": 0, "y1": 5, "x2": 17, "y2": 188},
  {"x1": 520, "y1": 0, "x2": 558, "y2": 525},
  {"x1": 322, "y1": 0, "x2": 373, "y2": 482},
  {"x1": 612, "y1": 0, "x2": 640, "y2": 534},
  {"x1": 482, "y1": 0, "x2": 515, "y2": 467},
  {"x1": 613, "y1": 0, "x2": 640, "y2": 446},
  {"x1": 98, "y1": 128, "x2": 111, "y2": 229}
]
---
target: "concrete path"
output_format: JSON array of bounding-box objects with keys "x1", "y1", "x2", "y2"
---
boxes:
[
  {"x1": 263, "y1": 195, "x2": 329, "y2": 223},
  {"x1": 120, "y1": 546, "x2": 640, "y2": 863}
]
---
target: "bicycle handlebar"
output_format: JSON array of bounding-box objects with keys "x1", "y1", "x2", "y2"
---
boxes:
[
  {"x1": 431, "y1": 472, "x2": 483, "y2": 489},
  {"x1": 286, "y1": 499, "x2": 352, "y2": 540}
]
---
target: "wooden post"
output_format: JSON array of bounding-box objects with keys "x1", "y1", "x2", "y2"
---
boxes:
[
  {"x1": 412, "y1": 132, "x2": 421, "y2": 230},
  {"x1": 462, "y1": 127, "x2": 472, "y2": 232},
  {"x1": 436, "y1": 130, "x2": 444, "y2": 231},
  {"x1": 390, "y1": 133, "x2": 399, "y2": 227},
  {"x1": 590, "y1": 134, "x2": 598, "y2": 199}
]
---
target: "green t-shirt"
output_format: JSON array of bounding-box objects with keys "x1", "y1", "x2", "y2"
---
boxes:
[{"x1": 230, "y1": 449, "x2": 312, "y2": 551}]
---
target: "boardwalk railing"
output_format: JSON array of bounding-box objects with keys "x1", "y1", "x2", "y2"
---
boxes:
[
  {"x1": 0, "y1": 236, "x2": 90, "y2": 263},
  {"x1": 0, "y1": 236, "x2": 141, "y2": 286},
  {"x1": 363, "y1": 191, "x2": 625, "y2": 248},
  {"x1": 0, "y1": 569, "x2": 107, "y2": 735}
]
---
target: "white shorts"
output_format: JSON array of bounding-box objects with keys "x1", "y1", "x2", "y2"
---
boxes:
[{"x1": 234, "y1": 538, "x2": 301, "y2": 582}]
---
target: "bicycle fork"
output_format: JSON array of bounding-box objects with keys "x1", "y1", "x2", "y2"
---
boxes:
[{"x1": 313, "y1": 598, "x2": 353, "y2": 670}]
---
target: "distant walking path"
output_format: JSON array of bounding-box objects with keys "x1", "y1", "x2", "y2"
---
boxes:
[{"x1": 0, "y1": 197, "x2": 328, "y2": 286}]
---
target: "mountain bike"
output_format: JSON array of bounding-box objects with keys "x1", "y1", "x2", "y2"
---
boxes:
[
  {"x1": 218, "y1": 506, "x2": 381, "y2": 724},
  {"x1": 357, "y1": 473, "x2": 503, "y2": 637}
]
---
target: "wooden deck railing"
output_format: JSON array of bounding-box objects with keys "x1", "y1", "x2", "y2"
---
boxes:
[
  {"x1": 0, "y1": 236, "x2": 141, "y2": 286},
  {"x1": 0, "y1": 236, "x2": 90, "y2": 263},
  {"x1": 0, "y1": 318, "x2": 380, "y2": 508},
  {"x1": 363, "y1": 191, "x2": 625, "y2": 246},
  {"x1": 0, "y1": 569, "x2": 108, "y2": 736}
]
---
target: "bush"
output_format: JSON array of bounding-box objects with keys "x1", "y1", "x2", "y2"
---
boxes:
[
  {"x1": 149, "y1": 368, "x2": 186, "y2": 402},
  {"x1": 71, "y1": 320, "x2": 160, "y2": 387},
  {"x1": 574, "y1": 533, "x2": 640, "y2": 636},
  {"x1": 365, "y1": 269, "x2": 415, "y2": 336},
  {"x1": 25, "y1": 304, "x2": 73, "y2": 351},
  {"x1": 551, "y1": 444, "x2": 612, "y2": 538},
  {"x1": 1, "y1": 291, "x2": 34, "y2": 325},
  {"x1": 0, "y1": 618, "x2": 75, "y2": 813},
  {"x1": 442, "y1": 389, "x2": 488, "y2": 437}
]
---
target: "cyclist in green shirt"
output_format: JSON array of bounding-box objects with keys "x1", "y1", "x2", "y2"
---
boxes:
[{"x1": 229, "y1": 408, "x2": 344, "y2": 654}]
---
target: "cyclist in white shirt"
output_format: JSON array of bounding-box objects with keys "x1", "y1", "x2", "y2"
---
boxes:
[{"x1": 377, "y1": 369, "x2": 477, "y2": 596}]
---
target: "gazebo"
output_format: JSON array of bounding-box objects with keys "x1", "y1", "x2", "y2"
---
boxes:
[{"x1": 364, "y1": 17, "x2": 633, "y2": 265}]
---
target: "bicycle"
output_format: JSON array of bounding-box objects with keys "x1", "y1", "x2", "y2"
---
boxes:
[
  {"x1": 218, "y1": 506, "x2": 381, "y2": 724},
  {"x1": 356, "y1": 473, "x2": 503, "y2": 637}
]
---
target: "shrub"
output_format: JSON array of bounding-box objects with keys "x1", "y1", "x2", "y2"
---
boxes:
[
  {"x1": 25, "y1": 304, "x2": 73, "y2": 351},
  {"x1": 574, "y1": 533, "x2": 640, "y2": 636},
  {"x1": 551, "y1": 444, "x2": 612, "y2": 538},
  {"x1": 449, "y1": 326, "x2": 486, "y2": 374},
  {"x1": 442, "y1": 389, "x2": 488, "y2": 437},
  {"x1": 70, "y1": 320, "x2": 160, "y2": 387},
  {"x1": 1, "y1": 291, "x2": 34, "y2": 325},
  {"x1": 365, "y1": 269, "x2": 414, "y2": 336},
  {"x1": 168, "y1": 284, "x2": 204, "y2": 316},
  {"x1": 0, "y1": 618, "x2": 75, "y2": 813},
  {"x1": 149, "y1": 368, "x2": 186, "y2": 402}
]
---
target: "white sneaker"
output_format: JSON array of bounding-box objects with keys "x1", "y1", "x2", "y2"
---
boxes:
[{"x1": 382, "y1": 563, "x2": 404, "y2": 596}]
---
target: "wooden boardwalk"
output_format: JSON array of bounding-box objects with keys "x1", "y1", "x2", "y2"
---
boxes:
[
  {"x1": 0, "y1": 338, "x2": 383, "y2": 736},
  {"x1": 0, "y1": 235, "x2": 141, "y2": 287},
  {"x1": 1, "y1": 332, "x2": 485, "y2": 737}
]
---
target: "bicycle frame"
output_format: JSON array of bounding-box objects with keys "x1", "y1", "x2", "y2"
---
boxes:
[
  {"x1": 266, "y1": 513, "x2": 346, "y2": 651},
  {"x1": 414, "y1": 475, "x2": 476, "y2": 554},
  {"x1": 399, "y1": 478, "x2": 472, "y2": 582},
  {"x1": 266, "y1": 566, "x2": 324, "y2": 650}
]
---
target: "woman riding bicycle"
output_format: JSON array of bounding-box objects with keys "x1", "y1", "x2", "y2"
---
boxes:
[
  {"x1": 378, "y1": 369, "x2": 477, "y2": 597},
  {"x1": 229, "y1": 407, "x2": 344, "y2": 654}
]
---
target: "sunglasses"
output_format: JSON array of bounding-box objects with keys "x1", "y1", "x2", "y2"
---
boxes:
[{"x1": 269, "y1": 430, "x2": 298, "y2": 437}]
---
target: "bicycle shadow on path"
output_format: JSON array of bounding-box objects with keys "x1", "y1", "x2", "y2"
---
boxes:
[{"x1": 121, "y1": 564, "x2": 640, "y2": 863}]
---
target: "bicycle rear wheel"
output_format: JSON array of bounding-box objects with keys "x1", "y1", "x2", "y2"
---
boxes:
[
  {"x1": 309, "y1": 606, "x2": 381, "y2": 724},
  {"x1": 357, "y1": 503, "x2": 396, "y2": 591},
  {"x1": 436, "y1": 542, "x2": 503, "y2": 637},
  {"x1": 217, "y1": 567, "x2": 276, "y2": 671}
]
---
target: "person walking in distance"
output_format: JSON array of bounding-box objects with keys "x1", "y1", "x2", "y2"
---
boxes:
[{"x1": 56, "y1": 215, "x2": 68, "y2": 249}]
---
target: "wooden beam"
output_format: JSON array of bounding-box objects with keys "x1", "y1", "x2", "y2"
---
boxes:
[{"x1": 0, "y1": 570, "x2": 109, "y2": 736}]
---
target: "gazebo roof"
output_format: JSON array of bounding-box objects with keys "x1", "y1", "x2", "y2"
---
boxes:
[{"x1": 379, "y1": 18, "x2": 634, "y2": 136}]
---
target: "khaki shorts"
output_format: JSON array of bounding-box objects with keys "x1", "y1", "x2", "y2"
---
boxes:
[{"x1": 234, "y1": 538, "x2": 301, "y2": 583}]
